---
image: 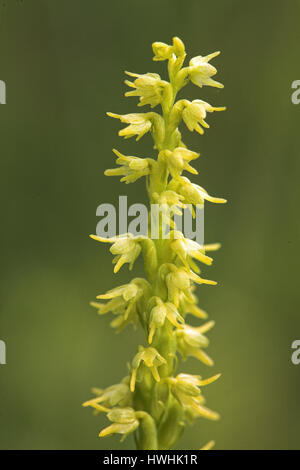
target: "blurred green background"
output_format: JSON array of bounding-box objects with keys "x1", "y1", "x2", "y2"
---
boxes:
[{"x1": 0, "y1": 0, "x2": 300, "y2": 450}]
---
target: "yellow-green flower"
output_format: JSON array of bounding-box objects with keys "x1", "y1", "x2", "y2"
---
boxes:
[
  {"x1": 105, "y1": 148, "x2": 153, "y2": 183},
  {"x1": 162, "y1": 265, "x2": 216, "y2": 307},
  {"x1": 90, "y1": 233, "x2": 145, "y2": 273},
  {"x1": 188, "y1": 51, "x2": 223, "y2": 89},
  {"x1": 176, "y1": 321, "x2": 215, "y2": 366},
  {"x1": 179, "y1": 293, "x2": 208, "y2": 319},
  {"x1": 125, "y1": 71, "x2": 168, "y2": 108},
  {"x1": 169, "y1": 230, "x2": 213, "y2": 268},
  {"x1": 152, "y1": 190, "x2": 185, "y2": 214},
  {"x1": 130, "y1": 346, "x2": 166, "y2": 392},
  {"x1": 148, "y1": 298, "x2": 184, "y2": 344},
  {"x1": 152, "y1": 37, "x2": 186, "y2": 63},
  {"x1": 91, "y1": 278, "x2": 151, "y2": 331},
  {"x1": 169, "y1": 373, "x2": 220, "y2": 421},
  {"x1": 82, "y1": 378, "x2": 131, "y2": 413},
  {"x1": 169, "y1": 176, "x2": 227, "y2": 205},
  {"x1": 182, "y1": 99, "x2": 226, "y2": 135},
  {"x1": 99, "y1": 408, "x2": 139, "y2": 440},
  {"x1": 107, "y1": 112, "x2": 152, "y2": 140},
  {"x1": 163, "y1": 147, "x2": 199, "y2": 178}
]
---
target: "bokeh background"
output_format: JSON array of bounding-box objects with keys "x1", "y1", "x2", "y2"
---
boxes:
[{"x1": 0, "y1": 0, "x2": 300, "y2": 450}]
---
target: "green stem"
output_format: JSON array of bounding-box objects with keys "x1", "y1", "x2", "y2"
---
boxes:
[
  {"x1": 136, "y1": 411, "x2": 158, "y2": 450},
  {"x1": 136, "y1": 69, "x2": 181, "y2": 450}
]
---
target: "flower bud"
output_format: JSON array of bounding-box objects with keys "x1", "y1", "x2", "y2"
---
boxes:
[
  {"x1": 152, "y1": 41, "x2": 173, "y2": 61},
  {"x1": 172, "y1": 36, "x2": 185, "y2": 57}
]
